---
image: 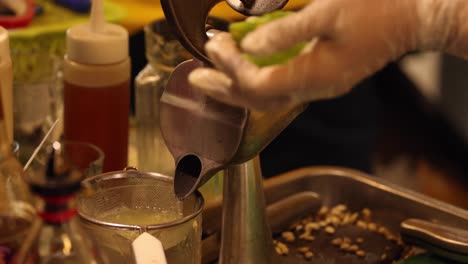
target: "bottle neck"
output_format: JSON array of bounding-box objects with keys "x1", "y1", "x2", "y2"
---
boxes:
[{"x1": 39, "y1": 194, "x2": 78, "y2": 225}]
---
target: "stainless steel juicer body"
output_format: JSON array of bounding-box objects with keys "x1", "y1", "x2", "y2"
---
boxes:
[{"x1": 159, "y1": 0, "x2": 306, "y2": 199}]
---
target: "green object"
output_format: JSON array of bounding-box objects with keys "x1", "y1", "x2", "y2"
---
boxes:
[
  {"x1": 229, "y1": 10, "x2": 292, "y2": 43},
  {"x1": 9, "y1": 0, "x2": 126, "y2": 83},
  {"x1": 229, "y1": 10, "x2": 307, "y2": 67},
  {"x1": 396, "y1": 254, "x2": 457, "y2": 264},
  {"x1": 245, "y1": 42, "x2": 306, "y2": 67}
]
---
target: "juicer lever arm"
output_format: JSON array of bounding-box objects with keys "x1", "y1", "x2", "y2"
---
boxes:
[
  {"x1": 160, "y1": 0, "x2": 290, "y2": 64},
  {"x1": 160, "y1": 0, "x2": 222, "y2": 64}
]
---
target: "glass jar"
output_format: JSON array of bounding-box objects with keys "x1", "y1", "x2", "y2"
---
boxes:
[
  {"x1": 0, "y1": 141, "x2": 36, "y2": 263},
  {"x1": 78, "y1": 169, "x2": 204, "y2": 264},
  {"x1": 134, "y1": 18, "x2": 191, "y2": 175},
  {"x1": 23, "y1": 141, "x2": 104, "y2": 264}
]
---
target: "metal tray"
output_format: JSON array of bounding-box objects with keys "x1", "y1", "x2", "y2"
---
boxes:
[{"x1": 202, "y1": 166, "x2": 468, "y2": 263}]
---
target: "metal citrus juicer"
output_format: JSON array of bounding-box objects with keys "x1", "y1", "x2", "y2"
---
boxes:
[{"x1": 159, "y1": 0, "x2": 307, "y2": 263}]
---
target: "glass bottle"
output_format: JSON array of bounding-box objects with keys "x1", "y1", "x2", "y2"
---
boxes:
[
  {"x1": 25, "y1": 142, "x2": 103, "y2": 264},
  {"x1": 0, "y1": 26, "x2": 37, "y2": 263},
  {"x1": 134, "y1": 19, "x2": 192, "y2": 175}
]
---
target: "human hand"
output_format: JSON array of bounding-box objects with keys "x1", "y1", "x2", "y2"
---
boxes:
[{"x1": 189, "y1": 0, "x2": 464, "y2": 111}]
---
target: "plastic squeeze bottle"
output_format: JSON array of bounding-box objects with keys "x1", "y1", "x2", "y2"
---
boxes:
[{"x1": 63, "y1": 0, "x2": 130, "y2": 172}]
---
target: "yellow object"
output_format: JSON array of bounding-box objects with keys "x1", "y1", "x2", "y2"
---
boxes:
[
  {"x1": 9, "y1": 1, "x2": 126, "y2": 38},
  {"x1": 112, "y1": 0, "x2": 311, "y2": 34},
  {"x1": 7, "y1": 1, "x2": 126, "y2": 84}
]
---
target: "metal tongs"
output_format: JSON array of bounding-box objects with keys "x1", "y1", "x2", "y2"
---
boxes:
[{"x1": 401, "y1": 218, "x2": 468, "y2": 263}]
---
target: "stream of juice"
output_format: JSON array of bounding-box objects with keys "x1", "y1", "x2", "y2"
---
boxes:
[{"x1": 63, "y1": 81, "x2": 130, "y2": 172}]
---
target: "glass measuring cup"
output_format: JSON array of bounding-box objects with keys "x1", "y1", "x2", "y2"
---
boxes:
[{"x1": 77, "y1": 169, "x2": 203, "y2": 264}]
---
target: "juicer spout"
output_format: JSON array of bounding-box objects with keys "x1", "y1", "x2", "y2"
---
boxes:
[
  {"x1": 159, "y1": 59, "x2": 248, "y2": 199},
  {"x1": 173, "y1": 154, "x2": 219, "y2": 199}
]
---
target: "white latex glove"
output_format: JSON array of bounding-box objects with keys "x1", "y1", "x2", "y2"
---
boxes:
[{"x1": 189, "y1": 0, "x2": 467, "y2": 111}]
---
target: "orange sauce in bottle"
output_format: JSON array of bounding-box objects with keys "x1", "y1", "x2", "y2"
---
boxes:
[
  {"x1": 63, "y1": 80, "x2": 129, "y2": 172},
  {"x1": 63, "y1": 0, "x2": 131, "y2": 173}
]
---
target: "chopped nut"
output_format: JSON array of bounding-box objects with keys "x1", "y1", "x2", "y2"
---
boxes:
[
  {"x1": 348, "y1": 244, "x2": 359, "y2": 252},
  {"x1": 299, "y1": 231, "x2": 315, "y2": 241},
  {"x1": 368, "y1": 223, "x2": 377, "y2": 232},
  {"x1": 276, "y1": 241, "x2": 289, "y2": 255},
  {"x1": 343, "y1": 237, "x2": 351, "y2": 244},
  {"x1": 329, "y1": 216, "x2": 341, "y2": 226},
  {"x1": 304, "y1": 251, "x2": 314, "y2": 259},
  {"x1": 385, "y1": 234, "x2": 396, "y2": 241},
  {"x1": 331, "y1": 204, "x2": 347, "y2": 217},
  {"x1": 356, "y1": 220, "x2": 367, "y2": 229},
  {"x1": 298, "y1": 247, "x2": 310, "y2": 253},
  {"x1": 301, "y1": 235, "x2": 315, "y2": 241},
  {"x1": 325, "y1": 226, "x2": 335, "y2": 234},
  {"x1": 381, "y1": 253, "x2": 387, "y2": 261},
  {"x1": 361, "y1": 208, "x2": 371, "y2": 221},
  {"x1": 356, "y1": 250, "x2": 366, "y2": 257},
  {"x1": 331, "y1": 238, "x2": 343, "y2": 246},
  {"x1": 319, "y1": 221, "x2": 328, "y2": 227},
  {"x1": 275, "y1": 246, "x2": 283, "y2": 255},
  {"x1": 318, "y1": 206, "x2": 329, "y2": 215},
  {"x1": 295, "y1": 224, "x2": 304, "y2": 231},
  {"x1": 305, "y1": 222, "x2": 320, "y2": 231},
  {"x1": 342, "y1": 213, "x2": 351, "y2": 224},
  {"x1": 378, "y1": 226, "x2": 388, "y2": 234},
  {"x1": 333, "y1": 204, "x2": 347, "y2": 212},
  {"x1": 349, "y1": 212, "x2": 359, "y2": 224},
  {"x1": 281, "y1": 231, "x2": 295, "y2": 242},
  {"x1": 380, "y1": 229, "x2": 392, "y2": 238},
  {"x1": 340, "y1": 242, "x2": 351, "y2": 251},
  {"x1": 356, "y1": 237, "x2": 364, "y2": 243},
  {"x1": 277, "y1": 241, "x2": 287, "y2": 249}
]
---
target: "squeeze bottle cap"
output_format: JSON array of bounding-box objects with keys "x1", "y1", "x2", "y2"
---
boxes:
[
  {"x1": 0, "y1": 27, "x2": 11, "y2": 64},
  {"x1": 66, "y1": 0, "x2": 128, "y2": 65}
]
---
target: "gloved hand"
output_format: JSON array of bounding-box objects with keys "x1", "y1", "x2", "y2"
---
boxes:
[{"x1": 189, "y1": 0, "x2": 466, "y2": 111}]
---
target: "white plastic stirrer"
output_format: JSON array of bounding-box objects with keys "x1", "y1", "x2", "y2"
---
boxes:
[
  {"x1": 23, "y1": 118, "x2": 60, "y2": 172},
  {"x1": 132, "y1": 232, "x2": 168, "y2": 264}
]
